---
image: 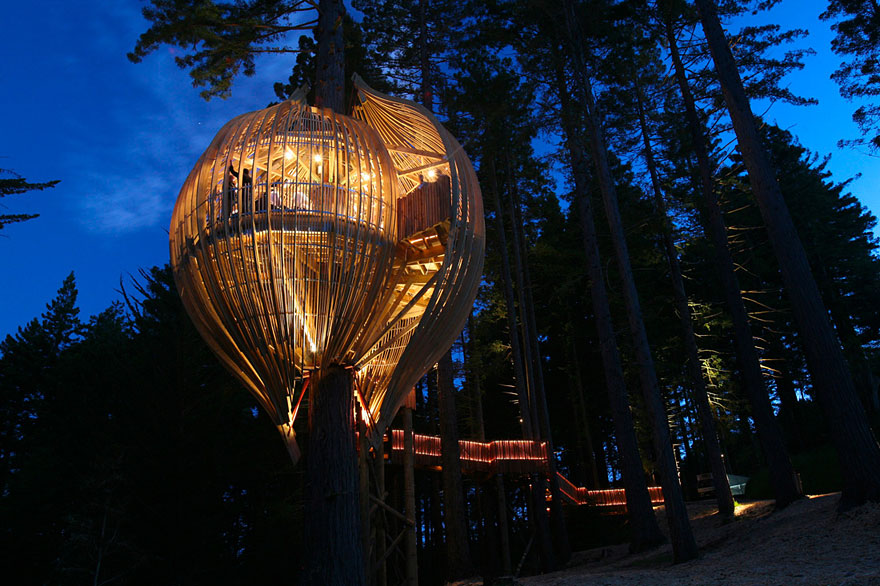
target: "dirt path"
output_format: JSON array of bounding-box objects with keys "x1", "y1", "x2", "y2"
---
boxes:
[{"x1": 519, "y1": 493, "x2": 880, "y2": 585}]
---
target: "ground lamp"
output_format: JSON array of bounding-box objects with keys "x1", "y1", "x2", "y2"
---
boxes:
[{"x1": 169, "y1": 77, "x2": 484, "y2": 471}]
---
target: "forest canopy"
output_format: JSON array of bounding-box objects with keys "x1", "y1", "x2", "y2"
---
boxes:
[{"x1": 3, "y1": 0, "x2": 880, "y2": 584}]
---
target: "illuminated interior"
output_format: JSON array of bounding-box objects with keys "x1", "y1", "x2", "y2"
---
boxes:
[{"x1": 170, "y1": 80, "x2": 485, "y2": 462}]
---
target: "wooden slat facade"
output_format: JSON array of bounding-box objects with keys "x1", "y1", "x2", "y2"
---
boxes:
[{"x1": 170, "y1": 80, "x2": 485, "y2": 463}]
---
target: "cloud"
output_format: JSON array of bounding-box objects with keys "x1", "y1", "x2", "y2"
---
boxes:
[
  {"x1": 48, "y1": 1, "x2": 305, "y2": 235},
  {"x1": 79, "y1": 169, "x2": 173, "y2": 234}
]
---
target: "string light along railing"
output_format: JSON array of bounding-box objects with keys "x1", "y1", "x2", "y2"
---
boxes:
[
  {"x1": 386, "y1": 431, "x2": 664, "y2": 508},
  {"x1": 170, "y1": 79, "x2": 485, "y2": 462},
  {"x1": 389, "y1": 430, "x2": 550, "y2": 475}
]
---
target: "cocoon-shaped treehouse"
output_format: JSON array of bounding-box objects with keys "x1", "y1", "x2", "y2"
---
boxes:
[{"x1": 170, "y1": 79, "x2": 485, "y2": 462}]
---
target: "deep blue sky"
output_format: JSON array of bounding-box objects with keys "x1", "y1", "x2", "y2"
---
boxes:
[{"x1": 1, "y1": 0, "x2": 877, "y2": 339}]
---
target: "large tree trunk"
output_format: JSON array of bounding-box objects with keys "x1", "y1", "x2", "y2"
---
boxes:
[
  {"x1": 633, "y1": 80, "x2": 734, "y2": 519},
  {"x1": 695, "y1": 0, "x2": 880, "y2": 508},
  {"x1": 314, "y1": 0, "x2": 345, "y2": 112},
  {"x1": 561, "y1": 2, "x2": 697, "y2": 560},
  {"x1": 554, "y1": 53, "x2": 665, "y2": 554},
  {"x1": 437, "y1": 351, "x2": 474, "y2": 580},
  {"x1": 663, "y1": 8, "x2": 802, "y2": 508},
  {"x1": 306, "y1": 365, "x2": 365, "y2": 585},
  {"x1": 308, "y1": 6, "x2": 366, "y2": 584}
]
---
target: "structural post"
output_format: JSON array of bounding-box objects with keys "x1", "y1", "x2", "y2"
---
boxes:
[
  {"x1": 403, "y1": 405, "x2": 419, "y2": 586},
  {"x1": 376, "y1": 440, "x2": 387, "y2": 586},
  {"x1": 496, "y1": 474, "x2": 512, "y2": 576},
  {"x1": 359, "y1": 415, "x2": 373, "y2": 585}
]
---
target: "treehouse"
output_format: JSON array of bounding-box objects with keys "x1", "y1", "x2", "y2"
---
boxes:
[{"x1": 169, "y1": 78, "x2": 485, "y2": 462}]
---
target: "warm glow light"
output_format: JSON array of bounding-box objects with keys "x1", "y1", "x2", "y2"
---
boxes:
[
  {"x1": 387, "y1": 430, "x2": 664, "y2": 509},
  {"x1": 426, "y1": 169, "x2": 437, "y2": 181},
  {"x1": 171, "y1": 79, "x2": 486, "y2": 465}
]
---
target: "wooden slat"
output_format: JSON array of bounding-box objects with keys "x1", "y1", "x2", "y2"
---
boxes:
[{"x1": 170, "y1": 78, "x2": 485, "y2": 461}]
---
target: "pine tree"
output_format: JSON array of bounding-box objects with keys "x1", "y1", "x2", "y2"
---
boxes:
[
  {"x1": 659, "y1": 1, "x2": 803, "y2": 508},
  {"x1": 0, "y1": 168, "x2": 58, "y2": 230},
  {"x1": 551, "y1": 45, "x2": 666, "y2": 555},
  {"x1": 558, "y1": 0, "x2": 698, "y2": 562},
  {"x1": 696, "y1": 0, "x2": 880, "y2": 508},
  {"x1": 129, "y1": 0, "x2": 318, "y2": 100},
  {"x1": 821, "y1": 0, "x2": 880, "y2": 151}
]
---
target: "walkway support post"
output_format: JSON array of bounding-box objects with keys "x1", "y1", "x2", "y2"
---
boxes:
[{"x1": 403, "y1": 405, "x2": 419, "y2": 586}]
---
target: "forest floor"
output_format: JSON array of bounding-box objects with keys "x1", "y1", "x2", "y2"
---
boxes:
[{"x1": 511, "y1": 493, "x2": 880, "y2": 585}]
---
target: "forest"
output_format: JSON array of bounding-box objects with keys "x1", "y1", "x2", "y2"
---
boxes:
[{"x1": 2, "y1": 0, "x2": 880, "y2": 584}]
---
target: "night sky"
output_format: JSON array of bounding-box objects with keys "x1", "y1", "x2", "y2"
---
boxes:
[{"x1": 1, "y1": 0, "x2": 877, "y2": 339}]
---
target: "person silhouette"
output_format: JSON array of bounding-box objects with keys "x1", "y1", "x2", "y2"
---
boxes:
[
  {"x1": 226, "y1": 164, "x2": 238, "y2": 215},
  {"x1": 241, "y1": 168, "x2": 253, "y2": 210}
]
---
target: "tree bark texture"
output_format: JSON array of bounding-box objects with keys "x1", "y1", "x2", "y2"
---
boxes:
[
  {"x1": 306, "y1": 365, "x2": 365, "y2": 586},
  {"x1": 315, "y1": 0, "x2": 345, "y2": 112},
  {"x1": 663, "y1": 9, "x2": 802, "y2": 508},
  {"x1": 695, "y1": 0, "x2": 880, "y2": 508}
]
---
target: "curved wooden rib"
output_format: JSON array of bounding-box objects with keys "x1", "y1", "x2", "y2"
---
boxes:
[
  {"x1": 170, "y1": 78, "x2": 484, "y2": 463},
  {"x1": 351, "y1": 76, "x2": 485, "y2": 442}
]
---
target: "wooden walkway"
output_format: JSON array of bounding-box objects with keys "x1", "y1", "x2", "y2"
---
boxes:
[{"x1": 387, "y1": 430, "x2": 664, "y2": 508}]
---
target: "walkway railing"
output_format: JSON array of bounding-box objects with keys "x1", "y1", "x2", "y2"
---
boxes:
[
  {"x1": 556, "y1": 472, "x2": 665, "y2": 507},
  {"x1": 389, "y1": 430, "x2": 549, "y2": 475},
  {"x1": 386, "y1": 430, "x2": 665, "y2": 508}
]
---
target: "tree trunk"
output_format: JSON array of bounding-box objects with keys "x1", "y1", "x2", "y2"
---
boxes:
[
  {"x1": 634, "y1": 79, "x2": 734, "y2": 519},
  {"x1": 306, "y1": 365, "x2": 364, "y2": 585},
  {"x1": 418, "y1": 0, "x2": 431, "y2": 108},
  {"x1": 816, "y1": 261, "x2": 880, "y2": 416},
  {"x1": 569, "y1": 337, "x2": 602, "y2": 488},
  {"x1": 486, "y1": 157, "x2": 555, "y2": 571},
  {"x1": 465, "y1": 313, "x2": 487, "y2": 441},
  {"x1": 561, "y1": 2, "x2": 697, "y2": 560},
  {"x1": 553, "y1": 50, "x2": 665, "y2": 554},
  {"x1": 663, "y1": 8, "x2": 802, "y2": 508},
  {"x1": 314, "y1": 0, "x2": 345, "y2": 112},
  {"x1": 506, "y1": 159, "x2": 571, "y2": 562},
  {"x1": 464, "y1": 314, "x2": 512, "y2": 576},
  {"x1": 437, "y1": 351, "x2": 474, "y2": 580},
  {"x1": 695, "y1": 0, "x2": 880, "y2": 508},
  {"x1": 769, "y1": 337, "x2": 804, "y2": 452}
]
